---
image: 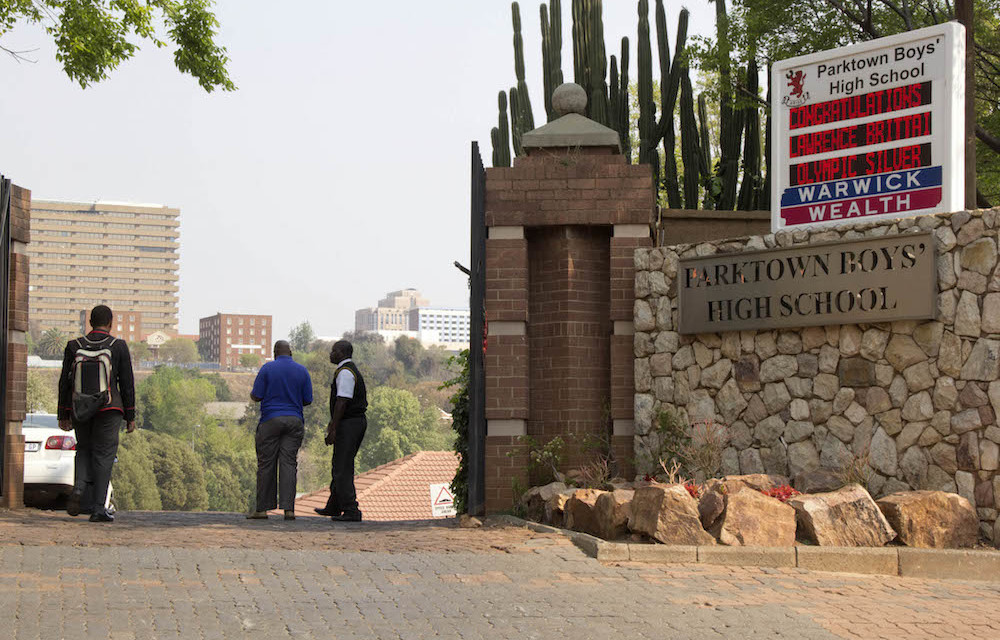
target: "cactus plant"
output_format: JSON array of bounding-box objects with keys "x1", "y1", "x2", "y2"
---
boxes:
[
  {"x1": 713, "y1": 0, "x2": 744, "y2": 211},
  {"x1": 737, "y1": 59, "x2": 761, "y2": 212},
  {"x1": 608, "y1": 37, "x2": 631, "y2": 161},
  {"x1": 679, "y1": 65, "x2": 700, "y2": 210},
  {"x1": 493, "y1": 91, "x2": 512, "y2": 168},
  {"x1": 541, "y1": 1, "x2": 564, "y2": 121},
  {"x1": 511, "y1": 2, "x2": 535, "y2": 155}
]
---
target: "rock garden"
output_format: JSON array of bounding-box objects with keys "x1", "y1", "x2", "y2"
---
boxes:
[{"x1": 520, "y1": 473, "x2": 981, "y2": 549}]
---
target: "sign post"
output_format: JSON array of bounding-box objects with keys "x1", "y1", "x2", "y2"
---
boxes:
[{"x1": 772, "y1": 23, "x2": 965, "y2": 232}]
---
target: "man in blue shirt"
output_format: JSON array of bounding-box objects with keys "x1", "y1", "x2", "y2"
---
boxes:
[{"x1": 247, "y1": 340, "x2": 313, "y2": 520}]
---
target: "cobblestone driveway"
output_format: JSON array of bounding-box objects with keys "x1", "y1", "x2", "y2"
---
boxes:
[{"x1": 2, "y1": 509, "x2": 1000, "y2": 639}]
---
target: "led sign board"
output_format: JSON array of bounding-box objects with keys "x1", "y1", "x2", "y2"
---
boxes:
[{"x1": 772, "y1": 23, "x2": 965, "y2": 232}]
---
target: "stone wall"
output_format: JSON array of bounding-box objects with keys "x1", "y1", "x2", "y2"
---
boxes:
[{"x1": 634, "y1": 208, "x2": 1000, "y2": 541}]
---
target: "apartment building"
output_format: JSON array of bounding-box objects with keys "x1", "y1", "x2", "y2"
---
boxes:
[
  {"x1": 199, "y1": 313, "x2": 272, "y2": 368},
  {"x1": 28, "y1": 200, "x2": 180, "y2": 336},
  {"x1": 78, "y1": 309, "x2": 144, "y2": 344}
]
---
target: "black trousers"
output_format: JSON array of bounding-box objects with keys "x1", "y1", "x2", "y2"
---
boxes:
[
  {"x1": 323, "y1": 416, "x2": 367, "y2": 516},
  {"x1": 73, "y1": 410, "x2": 122, "y2": 512},
  {"x1": 255, "y1": 416, "x2": 305, "y2": 512}
]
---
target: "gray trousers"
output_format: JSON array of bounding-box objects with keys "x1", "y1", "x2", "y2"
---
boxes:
[{"x1": 254, "y1": 416, "x2": 304, "y2": 512}]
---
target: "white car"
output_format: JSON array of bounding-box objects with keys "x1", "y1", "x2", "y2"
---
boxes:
[{"x1": 23, "y1": 413, "x2": 114, "y2": 513}]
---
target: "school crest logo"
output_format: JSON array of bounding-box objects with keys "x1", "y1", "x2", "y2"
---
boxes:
[{"x1": 781, "y1": 70, "x2": 810, "y2": 107}]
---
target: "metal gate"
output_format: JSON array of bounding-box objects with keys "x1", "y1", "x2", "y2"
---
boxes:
[
  {"x1": 468, "y1": 143, "x2": 486, "y2": 515},
  {"x1": 0, "y1": 174, "x2": 12, "y2": 495}
]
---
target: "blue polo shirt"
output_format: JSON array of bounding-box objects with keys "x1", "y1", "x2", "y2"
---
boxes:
[{"x1": 251, "y1": 356, "x2": 313, "y2": 423}]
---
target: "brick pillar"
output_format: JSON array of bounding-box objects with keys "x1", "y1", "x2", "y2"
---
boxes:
[
  {"x1": 483, "y1": 134, "x2": 653, "y2": 511},
  {"x1": 3, "y1": 185, "x2": 30, "y2": 509}
]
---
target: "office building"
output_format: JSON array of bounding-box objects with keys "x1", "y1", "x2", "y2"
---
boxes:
[
  {"x1": 28, "y1": 200, "x2": 180, "y2": 335},
  {"x1": 199, "y1": 312, "x2": 272, "y2": 368},
  {"x1": 355, "y1": 288, "x2": 429, "y2": 333},
  {"x1": 409, "y1": 307, "x2": 470, "y2": 349}
]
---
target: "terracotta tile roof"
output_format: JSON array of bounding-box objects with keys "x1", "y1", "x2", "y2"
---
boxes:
[{"x1": 270, "y1": 451, "x2": 460, "y2": 521}]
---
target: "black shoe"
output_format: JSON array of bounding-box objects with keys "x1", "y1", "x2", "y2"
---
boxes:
[
  {"x1": 89, "y1": 510, "x2": 114, "y2": 523},
  {"x1": 314, "y1": 507, "x2": 340, "y2": 517},
  {"x1": 66, "y1": 489, "x2": 83, "y2": 517},
  {"x1": 331, "y1": 512, "x2": 362, "y2": 522}
]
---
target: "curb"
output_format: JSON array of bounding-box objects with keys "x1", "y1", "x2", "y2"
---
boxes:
[{"x1": 488, "y1": 515, "x2": 1000, "y2": 583}]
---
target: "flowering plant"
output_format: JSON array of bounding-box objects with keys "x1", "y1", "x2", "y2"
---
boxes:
[
  {"x1": 760, "y1": 485, "x2": 800, "y2": 502},
  {"x1": 684, "y1": 482, "x2": 701, "y2": 499}
]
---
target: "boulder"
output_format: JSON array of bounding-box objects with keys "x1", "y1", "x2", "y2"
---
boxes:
[
  {"x1": 876, "y1": 491, "x2": 979, "y2": 548},
  {"x1": 593, "y1": 489, "x2": 635, "y2": 540},
  {"x1": 710, "y1": 488, "x2": 797, "y2": 547},
  {"x1": 543, "y1": 489, "x2": 577, "y2": 527},
  {"x1": 702, "y1": 473, "x2": 791, "y2": 496},
  {"x1": 564, "y1": 489, "x2": 606, "y2": 536},
  {"x1": 793, "y1": 468, "x2": 845, "y2": 494},
  {"x1": 787, "y1": 484, "x2": 896, "y2": 547},
  {"x1": 628, "y1": 484, "x2": 716, "y2": 545},
  {"x1": 698, "y1": 490, "x2": 726, "y2": 530},
  {"x1": 520, "y1": 482, "x2": 568, "y2": 522}
]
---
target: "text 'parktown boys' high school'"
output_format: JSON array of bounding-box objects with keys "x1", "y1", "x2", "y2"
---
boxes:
[{"x1": 682, "y1": 238, "x2": 930, "y2": 324}]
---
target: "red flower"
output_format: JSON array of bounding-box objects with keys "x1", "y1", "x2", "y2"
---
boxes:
[{"x1": 760, "y1": 485, "x2": 800, "y2": 502}]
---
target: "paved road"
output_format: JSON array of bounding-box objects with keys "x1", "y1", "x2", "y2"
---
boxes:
[{"x1": 2, "y1": 510, "x2": 1000, "y2": 639}]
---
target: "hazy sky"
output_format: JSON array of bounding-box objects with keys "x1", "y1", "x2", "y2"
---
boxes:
[{"x1": 0, "y1": 1, "x2": 714, "y2": 340}]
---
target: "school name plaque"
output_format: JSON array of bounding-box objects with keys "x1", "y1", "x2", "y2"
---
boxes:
[{"x1": 677, "y1": 233, "x2": 936, "y2": 334}]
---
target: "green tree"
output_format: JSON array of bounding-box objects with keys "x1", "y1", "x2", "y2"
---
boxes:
[
  {"x1": 0, "y1": 0, "x2": 235, "y2": 92},
  {"x1": 112, "y1": 431, "x2": 163, "y2": 510},
  {"x1": 158, "y1": 337, "x2": 199, "y2": 364},
  {"x1": 394, "y1": 336, "x2": 424, "y2": 373},
  {"x1": 37, "y1": 328, "x2": 66, "y2": 359},
  {"x1": 197, "y1": 421, "x2": 255, "y2": 511},
  {"x1": 26, "y1": 369, "x2": 57, "y2": 413},
  {"x1": 137, "y1": 366, "x2": 215, "y2": 437},
  {"x1": 288, "y1": 321, "x2": 316, "y2": 353},
  {"x1": 239, "y1": 353, "x2": 262, "y2": 369},
  {"x1": 131, "y1": 341, "x2": 152, "y2": 362},
  {"x1": 145, "y1": 431, "x2": 209, "y2": 510},
  {"x1": 357, "y1": 387, "x2": 453, "y2": 471}
]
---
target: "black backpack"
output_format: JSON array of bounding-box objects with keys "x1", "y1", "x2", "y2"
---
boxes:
[{"x1": 71, "y1": 335, "x2": 116, "y2": 422}]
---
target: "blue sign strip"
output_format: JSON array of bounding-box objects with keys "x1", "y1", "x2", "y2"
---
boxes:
[{"x1": 780, "y1": 166, "x2": 942, "y2": 207}]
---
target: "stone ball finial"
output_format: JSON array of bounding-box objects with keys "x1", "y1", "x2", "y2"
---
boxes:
[{"x1": 552, "y1": 83, "x2": 587, "y2": 116}]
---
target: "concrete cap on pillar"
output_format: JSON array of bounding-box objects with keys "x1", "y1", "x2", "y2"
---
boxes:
[{"x1": 521, "y1": 83, "x2": 622, "y2": 153}]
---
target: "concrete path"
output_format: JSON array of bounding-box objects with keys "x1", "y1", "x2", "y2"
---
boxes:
[{"x1": 2, "y1": 509, "x2": 1000, "y2": 639}]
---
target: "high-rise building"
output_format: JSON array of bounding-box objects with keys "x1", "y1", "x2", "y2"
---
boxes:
[
  {"x1": 28, "y1": 200, "x2": 180, "y2": 336},
  {"x1": 355, "y1": 288, "x2": 429, "y2": 333},
  {"x1": 199, "y1": 312, "x2": 273, "y2": 368}
]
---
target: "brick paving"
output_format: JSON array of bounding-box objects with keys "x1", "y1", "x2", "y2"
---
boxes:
[{"x1": 2, "y1": 510, "x2": 1000, "y2": 639}]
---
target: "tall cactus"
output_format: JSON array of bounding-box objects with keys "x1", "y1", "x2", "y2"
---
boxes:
[
  {"x1": 492, "y1": 91, "x2": 512, "y2": 168},
  {"x1": 697, "y1": 93, "x2": 717, "y2": 209},
  {"x1": 617, "y1": 37, "x2": 631, "y2": 162},
  {"x1": 714, "y1": 0, "x2": 743, "y2": 210},
  {"x1": 679, "y1": 65, "x2": 701, "y2": 210},
  {"x1": 511, "y1": 2, "x2": 535, "y2": 154},
  {"x1": 587, "y1": 0, "x2": 609, "y2": 125},
  {"x1": 637, "y1": 0, "x2": 659, "y2": 176},
  {"x1": 510, "y1": 86, "x2": 525, "y2": 157},
  {"x1": 657, "y1": 2, "x2": 688, "y2": 209},
  {"x1": 541, "y1": 1, "x2": 564, "y2": 121},
  {"x1": 737, "y1": 58, "x2": 761, "y2": 212}
]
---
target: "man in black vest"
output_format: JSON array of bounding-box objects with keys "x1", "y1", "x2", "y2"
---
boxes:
[
  {"x1": 315, "y1": 339, "x2": 368, "y2": 522},
  {"x1": 57, "y1": 305, "x2": 136, "y2": 522}
]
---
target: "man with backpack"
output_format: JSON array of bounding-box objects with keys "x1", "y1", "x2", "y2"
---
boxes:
[{"x1": 57, "y1": 305, "x2": 136, "y2": 522}]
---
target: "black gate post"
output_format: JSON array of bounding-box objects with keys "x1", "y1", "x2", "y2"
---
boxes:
[{"x1": 467, "y1": 143, "x2": 487, "y2": 516}]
